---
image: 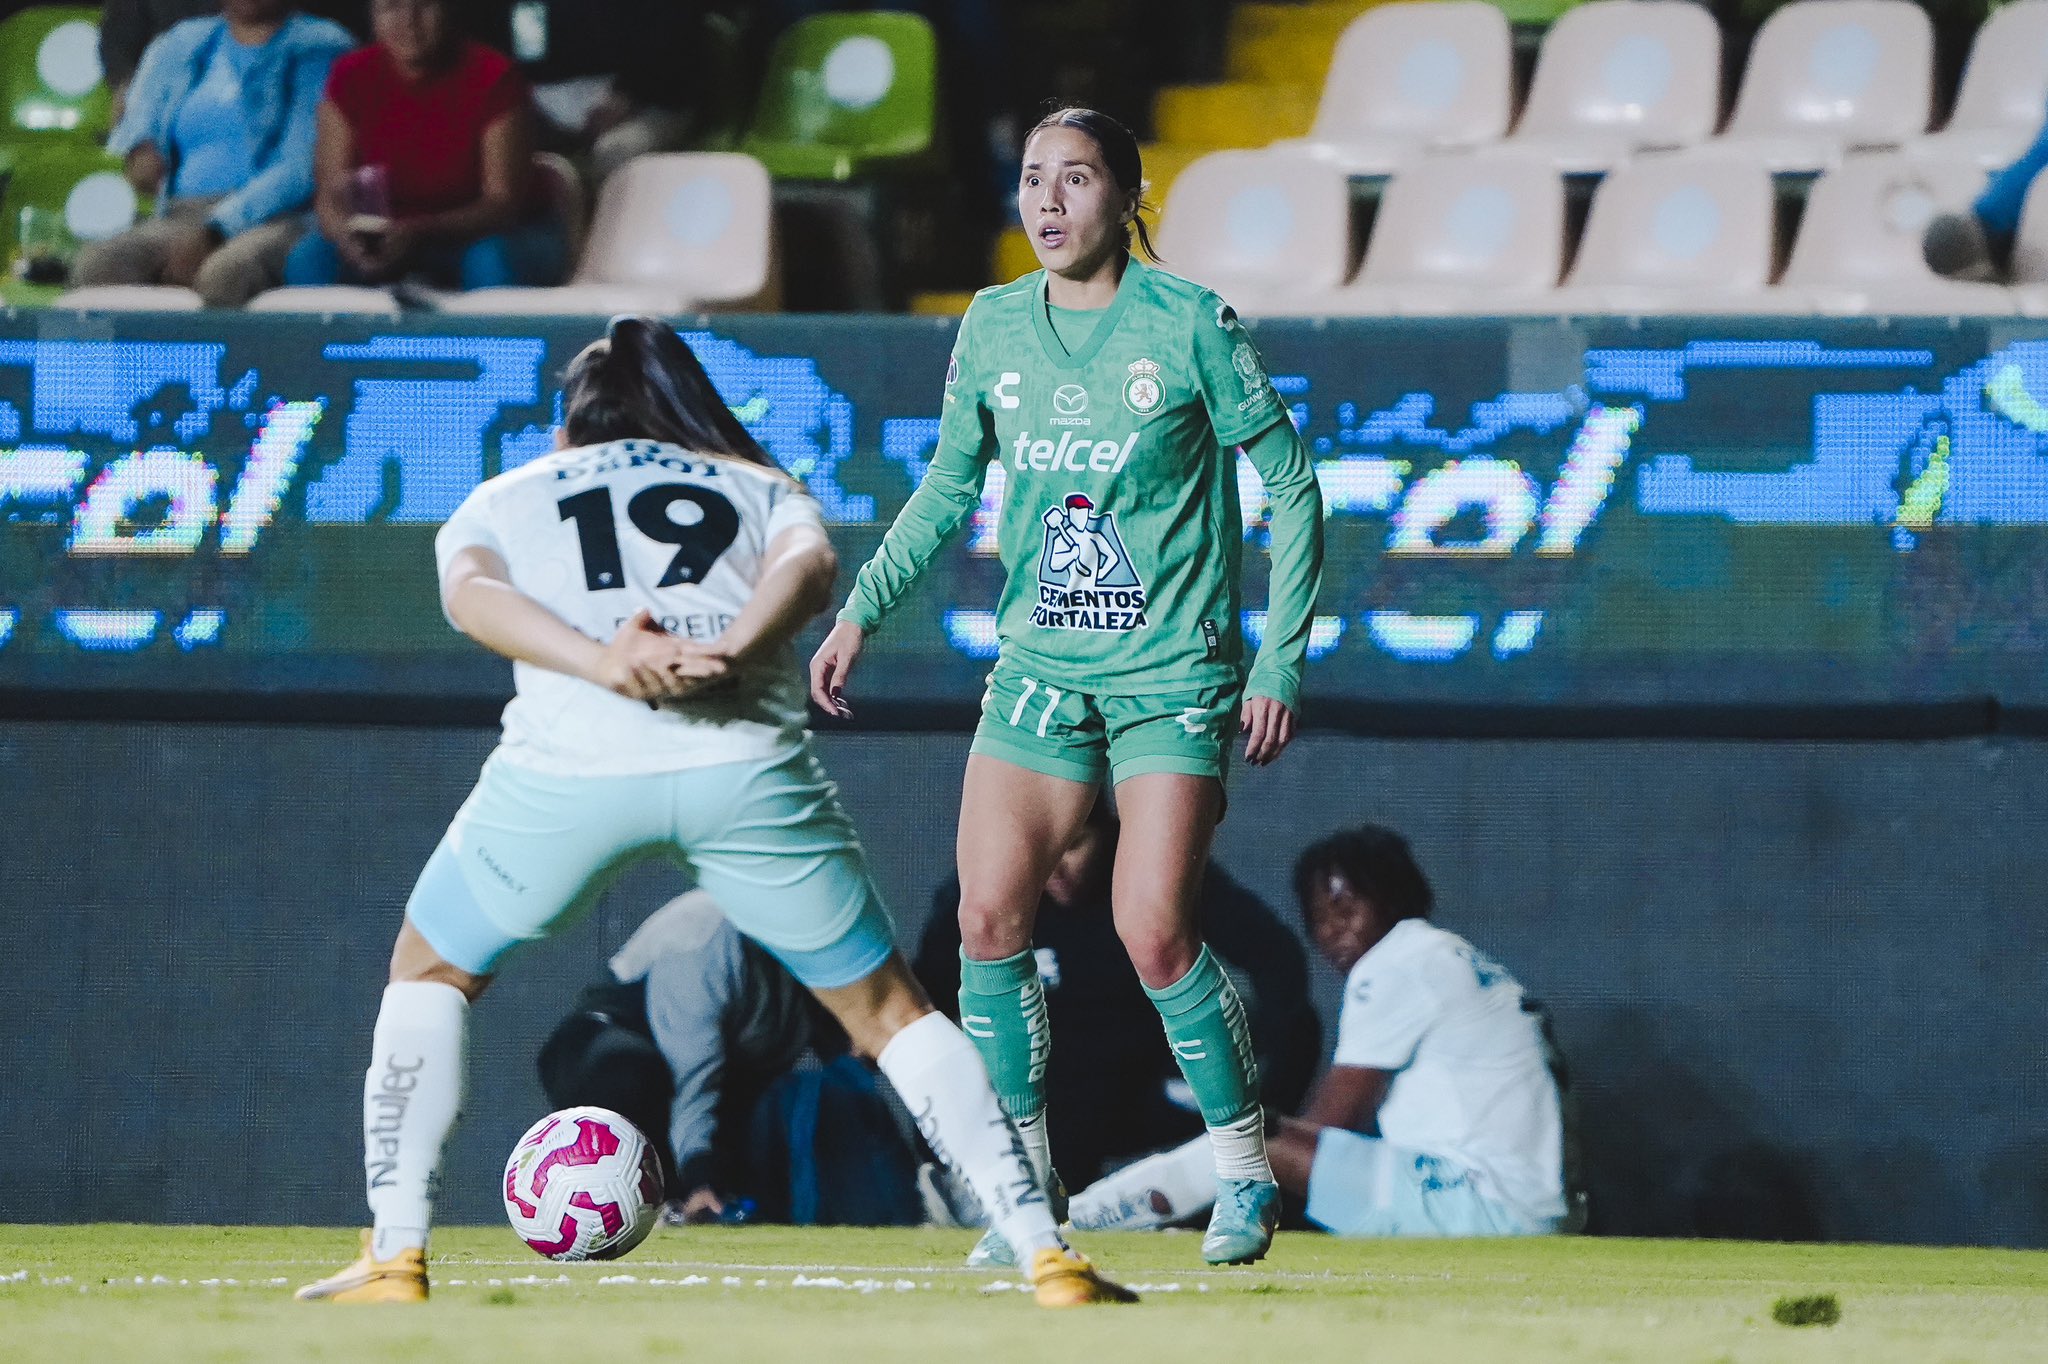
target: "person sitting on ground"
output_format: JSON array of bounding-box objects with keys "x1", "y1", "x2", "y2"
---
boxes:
[
  {"x1": 913, "y1": 799, "x2": 1322, "y2": 1193},
  {"x1": 539, "y1": 889, "x2": 923, "y2": 1227},
  {"x1": 1069, "y1": 824, "x2": 1585, "y2": 1239},
  {"x1": 284, "y1": 0, "x2": 567, "y2": 291},
  {"x1": 82, "y1": 0, "x2": 353, "y2": 305}
]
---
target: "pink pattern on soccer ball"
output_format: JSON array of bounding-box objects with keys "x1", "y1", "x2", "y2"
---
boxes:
[
  {"x1": 523, "y1": 1213, "x2": 581, "y2": 1258},
  {"x1": 570, "y1": 1190, "x2": 625, "y2": 1238},
  {"x1": 529, "y1": 1117, "x2": 621, "y2": 1201},
  {"x1": 504, "y1": 1162, "x2": 537, "y2": 1220}
]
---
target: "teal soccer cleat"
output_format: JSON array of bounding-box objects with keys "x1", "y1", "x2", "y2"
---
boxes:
[
  {"x1": 965, "y1": 1171, "x2": 1068, "y2": 1270},
  {"x1": 1202, "y1": 1178, "x2": 1279, "y2": 1265}
]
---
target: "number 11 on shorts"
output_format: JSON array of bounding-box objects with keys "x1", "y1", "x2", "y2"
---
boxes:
[{"x1": 1008, "y1": 677, "x2": 1064, "y2": 738}]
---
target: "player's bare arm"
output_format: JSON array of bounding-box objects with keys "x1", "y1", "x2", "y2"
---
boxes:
[
  {"x1": 712, "y1": 523, "x2": 838, "y2": 669},
  {"x1": 440, "y1": 544, "x2": 727, "y2": 702},
  {"x1": 1300, "y1": 1063, "x2": 1392, "y2": 1135}
]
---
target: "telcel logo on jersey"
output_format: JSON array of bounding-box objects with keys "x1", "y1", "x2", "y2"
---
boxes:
[
  {"x1": 1032, "y1": 493, "x2": 1148, "y2": 632},
  {"x1": 1011, "y1": 429, "x2": 1138, "y2": 474}
]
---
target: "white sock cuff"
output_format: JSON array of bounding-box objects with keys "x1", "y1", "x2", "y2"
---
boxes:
[
  {"x1": 876, "y1": 1008, "x2": 958, "y2": 1075},
  {"x1": 379, "y1": 980, "x2": 469, "y2": 1025}
]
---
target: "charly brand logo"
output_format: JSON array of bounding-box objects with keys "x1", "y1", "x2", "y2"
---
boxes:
[
  {"x1": 993, "y1": 371, "x2": 1021, "y2": 409},
  {"x1": 1033, "y1": 493, "x2": 1147, "y2": 632},
  {"x1": 1051, "y1": 383, "x2": 1090, "y2": 428},
  {"x1": 1123, "y1": 358, "x2": 1163, "y2": 416}
]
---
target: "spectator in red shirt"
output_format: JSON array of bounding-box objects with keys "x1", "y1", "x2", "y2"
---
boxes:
[{"x1": 283, "y1": 0, "x2": 566, "y2": 290}]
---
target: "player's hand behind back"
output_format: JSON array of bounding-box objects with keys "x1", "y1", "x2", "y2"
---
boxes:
[
  {"x1": 597, "y1": 609, "x2": 730, "y2": 702},
  {"x1": 807, "y1": 620, "x2": 864, "y2": 719}
]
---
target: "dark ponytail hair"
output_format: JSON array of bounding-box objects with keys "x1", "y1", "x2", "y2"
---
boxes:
[
  {"x1": 1026, "y1": 106, "x2": 1160, "y2": 262},
  {"x1": 561, "y1": 316, "x2": 778, "y2": 472}
]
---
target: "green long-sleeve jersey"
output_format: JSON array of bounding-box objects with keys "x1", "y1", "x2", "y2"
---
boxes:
[{"x1": 840, "y1": 258, "x2": 1325, "y2": 710}]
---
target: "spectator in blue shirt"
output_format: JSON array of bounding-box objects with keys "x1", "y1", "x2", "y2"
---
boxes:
[{"x1": 76, "y1": 0, "x2": 353, "y2": 305}]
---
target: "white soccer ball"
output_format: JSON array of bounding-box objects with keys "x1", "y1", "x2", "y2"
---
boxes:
[{"x1": 503, "y1": 1106, "x2": 663, "y2": 1261}]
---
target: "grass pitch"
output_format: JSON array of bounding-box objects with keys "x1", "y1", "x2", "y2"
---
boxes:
[{"x1": 3, "y1": 1225, "x2": 2044, "y2": 1363}]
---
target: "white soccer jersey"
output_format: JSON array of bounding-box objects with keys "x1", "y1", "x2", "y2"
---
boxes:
[
  {"x1": 1333, "y1": 919, "x2": 1570, "y2": 1224},
  {"x1": 435, "y1": 439, "x2": 824, "y2": 777}
]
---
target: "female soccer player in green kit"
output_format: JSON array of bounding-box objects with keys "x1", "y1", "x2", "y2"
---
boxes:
[{"x1": 810, "y1": 108, "x2": 1324, "y2": 1267}]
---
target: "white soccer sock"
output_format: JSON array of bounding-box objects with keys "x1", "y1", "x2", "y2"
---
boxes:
[
  {"x1": 362, "y1": 981, "x2": 468, "y2": 1260},
  {"x1": 878, "y1": 1011, "x2": 1063, "y2": 1259},
  {"x1": 1015, "y1": 1111, "x2": 1055, "y2": 1193},
  {"x1": 1209, "y1": 1108, "x2": 1275, "y2": 1184},
  {"x1": 1067, "y1": 1135, "x2": 1216, "y2": 1231}
]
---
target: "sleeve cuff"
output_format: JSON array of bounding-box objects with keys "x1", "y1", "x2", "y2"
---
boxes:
[
  {"x1": 836, "y1": 602, "x2": 879, "y2": 633},
  {"x1": 1244, "y1": 673, "x2": 1300, "y2": 713},
  {"x1": 674, "y1": 1150, "x2": 718, "y2": 1194}
]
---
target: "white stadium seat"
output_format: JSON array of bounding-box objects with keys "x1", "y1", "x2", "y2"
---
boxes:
[
  {"x1": 437, "y1": 152, "x2": 775, "y2": 315},
  {"x1": 245, "y1": 286, "x2": 402, "y2": 315},
  {"x1": 1508, "y1": 0, "x2": 1722, "y2": 172},
  {"x1": 1548, "y1": 151, "x2": 1783, "y2": 313},
  {"x1": 1271, "y1": 1, "x2": 1513, "y2": 175},
  {"x1": 1911, "y1": 0, "x2": 2048, "y2": 169},
  {"x1": 1717, "y1": 0, "x2": 1933, "y2": 172},
  {"x1": 1780, "y1": 153, "x2": 2012, "y2": 314},
  {"x1": 51, "y1": 285, "x2": 202, "y2": 310},
  {"x1": 1155, "y1": 149, "x2": 1354, "y2": 316},
  {"x1": 1326, "y1": 152, "x2": 1565, "y2": 315}
]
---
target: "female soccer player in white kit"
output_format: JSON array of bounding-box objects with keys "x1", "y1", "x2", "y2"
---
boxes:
[{"x1": 297, "y1": 317, "x2": 1132, "y2": 1308}]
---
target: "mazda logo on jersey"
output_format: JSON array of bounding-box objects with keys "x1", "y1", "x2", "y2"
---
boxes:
[{"x1": 1051, "y1": 384, "x2": 1091, "y2": 428}]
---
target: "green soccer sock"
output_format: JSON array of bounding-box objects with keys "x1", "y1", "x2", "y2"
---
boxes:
[
  {"x1": 1144, "y1": 945, "x2": 1261, "y2": 1129},
  {"x1": 957, "y1": 948, "x2": 1051, "y2": 1124}
]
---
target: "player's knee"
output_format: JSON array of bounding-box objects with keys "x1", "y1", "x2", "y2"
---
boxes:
[
  {"x1": 957, "y1": 886, "x2": 1034, "y2": 960},
  {"x1": 1117, "y1": 919, "x2": 1199, "y2": 990}
]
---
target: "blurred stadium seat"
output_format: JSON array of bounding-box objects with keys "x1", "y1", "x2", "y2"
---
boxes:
[
  {"x1": 50, "y1": 283, "x2": 200, "y2": 309},
  {"x1": 437, "y1": 152, "x2": 775, "y2": 315},
  {"x1": 739, "y1": 12, "x2": 937, "y2": 182},
  {"x1": 1327, "y1": 151, "x2": 1566, "y2": 315},
  {"x1": 1909, "y1": 0, "x2": 2048, "y2": 169},
  {"x1": 1547, "y1": 151, "x2": 1778, "y2": 313},
  {"x1": 0, "y1": 6, "x2": 108, "y2": 140},
  {"x1": 1153, "y1": 81, "x2": 1319, "y2": 149},
  {"x1": 0, "y1": 140, "x2": 140, "y2": 274},
  {"x1": 1716, "y1": 0, "x2": 1933, "y2": 172},
  {"x1": 1155, "y1": 148, "x2": 1353, "y2": 315},
  {"x1": 1507, "y1": 0, "x2": 1721, "y2": 172},
  {"x1": 244, "y1": 286, "x2": 402, "y2": 315},
  {"x1": 1272, "y1": 0, "x2": 1513, "y2": 175},
  {"x1": 1779, "y1": 153, "x2": 2011, "y2": 315}
]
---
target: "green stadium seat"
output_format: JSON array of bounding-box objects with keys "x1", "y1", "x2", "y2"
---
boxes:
[
  {"x1": 740, "y1": 12, "x2": 938, "y2": 181},
  {"x1": 1489, "y1": 0, "x2": 1582, "y2": 24},
  {"x1": 0, "y1": 142, "x2": 145, "y2": 279},
  {"x1": 0, "y1": 6, "x2": 109, "y2": 140}
]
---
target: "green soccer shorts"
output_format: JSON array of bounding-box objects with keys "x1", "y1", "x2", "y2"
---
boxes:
[{"x1": 969, "y1": 658, "x2": 1242, "y2": 787}]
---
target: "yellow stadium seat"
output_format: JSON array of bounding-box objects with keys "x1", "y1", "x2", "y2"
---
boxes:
[
  {"x1": 1153, "y1": 82, "x2": 1319, "y2": 148},
  {"x1": 1136, "y1": 142, "x2": 1214, "y2": 213},
  {"x1": 1228, "y1": 1, "x2": 1388, "y2": 51},
  {"x1": 1226, "y1": 30, "x2": 1336, "y2": 84},
  {"x1": 993, "y1": 225, "x2": 1038, "y2": 282},
  {"x1": 908, "y1": 290, "x2": 976, "y2": 315}
]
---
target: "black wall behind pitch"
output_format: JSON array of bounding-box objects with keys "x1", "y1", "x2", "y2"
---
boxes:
[{"x1": 1, "y1": 721, "x2": 2042, "y2": 1246}]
